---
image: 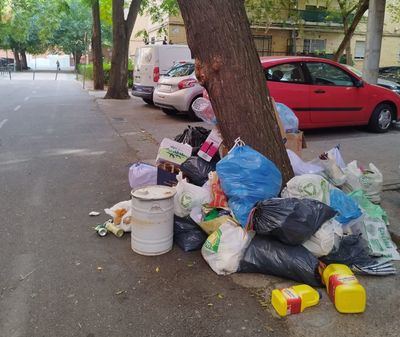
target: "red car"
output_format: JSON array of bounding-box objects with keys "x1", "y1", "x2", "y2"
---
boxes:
[{"x1": 261, "y1": 56, "x2": 400, "y2": 132}]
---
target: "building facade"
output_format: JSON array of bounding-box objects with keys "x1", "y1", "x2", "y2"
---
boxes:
[{"x1": 129, "y1": 1, "x2": 400, "y2": 68}]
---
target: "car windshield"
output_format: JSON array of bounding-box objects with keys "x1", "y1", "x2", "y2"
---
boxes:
[
  {"x1": 344, "y1": 65, "x2": 362, "y2": 77},
  {"x1": 166, "y1": 63, "x2": 195, "y2": 77}
]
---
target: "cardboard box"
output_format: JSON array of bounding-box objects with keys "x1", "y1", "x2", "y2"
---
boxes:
[{"x1": 285, "y1": 131, "x2": 306, "y2": 157}]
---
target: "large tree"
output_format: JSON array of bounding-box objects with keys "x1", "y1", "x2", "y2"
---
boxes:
[
  {"x1": 177, "y1": 0, "x2": 293, "y2": 183},
  {"x1": 91, "y1": 0, "x2": 105, "y2": 89},
  {"x1": 104, "y1": 0, "x2": 141, "y2": 99}
]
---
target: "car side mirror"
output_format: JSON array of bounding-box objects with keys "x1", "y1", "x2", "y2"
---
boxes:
[{"x1": 355, "y1": 79, "x2": 364, "y2": 88}]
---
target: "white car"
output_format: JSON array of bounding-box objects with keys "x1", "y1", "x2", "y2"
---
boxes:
[{"x1": 153, "y1": 62, "x2": 203, "y2": 119}]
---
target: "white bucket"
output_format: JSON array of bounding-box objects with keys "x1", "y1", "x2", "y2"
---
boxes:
[{"x1": 131, "y1": 185, "x2": 176, "y2": 256}]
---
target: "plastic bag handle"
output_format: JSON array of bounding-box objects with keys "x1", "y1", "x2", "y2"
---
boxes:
[{"x1": 228, "y1": 137, "x2": 246, "y2": 154}]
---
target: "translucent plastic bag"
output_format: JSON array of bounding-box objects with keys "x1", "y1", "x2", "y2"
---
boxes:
[
  {"x1": 276, "y1": 102, "x2": 299, "y2": 132},
  {"x1": 104, "y1": 200, "x2": 132, "y2": 232},
  {"x1": 344, "y1": 161, "x2": 383, "y2": 203},
  {"x1": 329, "y1": 189, "x2": 362, "y2": 224},
  {"x1": 282, "y1": 174, "x2": 332, "y2": 204},
  {"x1": 216, "y1": 142, "x2": 282, "y2": 226},
  {"x1": 191, "y1": 97, "x2": 217, "y2": 124},
  {"x1": 174, "y1": 173, "x2": 211, "y2": 217},
  {"x1": 287, "y1": 150, "x2": 324, "y2": 176},
  {"x1": 302, "y1": 219, "x2": 343, "y2": 257},
  {"x1": 202, "y1": 222, "x2": 254, "y2": 275},
  {"x1": 128, "y1": 162, "x2": 157, "y2": 190}
]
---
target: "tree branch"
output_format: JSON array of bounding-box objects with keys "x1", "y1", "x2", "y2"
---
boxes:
[
  {"x1": 126, "y1": 0, "x2": 141, "y2": 38},
  {"x1": 333, "y1": 0, "x2": 369, "y2": 61}
]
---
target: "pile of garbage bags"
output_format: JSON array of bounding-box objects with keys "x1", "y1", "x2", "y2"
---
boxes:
[{"x1": 117, "y1": 123, "x2": 398, "y2": 287}]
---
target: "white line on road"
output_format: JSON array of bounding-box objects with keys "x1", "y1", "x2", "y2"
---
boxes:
[
  {"x1": 14, "y1": 105, "x2": 21, "y2": 111},
  {"x1": 24, "y1": 96, "x2": 30, "y2": 101},
  {"x1": 0, "y1": 119, "x2": 8, "y2": 129}
]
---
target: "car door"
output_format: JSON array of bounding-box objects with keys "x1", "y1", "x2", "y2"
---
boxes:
[
  {"x1": 264, "y1": 62, "x2": 311, "y2": 127},
  {"x1": 304, "y1": 61, "x2": 367, "y2": 125}
]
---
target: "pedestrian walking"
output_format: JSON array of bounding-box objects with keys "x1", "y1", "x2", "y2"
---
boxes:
[{"x1": 56, "y1": 60, "x2": 60, "y2": 71}]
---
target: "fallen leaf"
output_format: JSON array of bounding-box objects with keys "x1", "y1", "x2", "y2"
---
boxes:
[
  {"x1": 207, "y1": 303, "x2": 213, "y2": 307},
  {"x1": 155, "y1": 267, "x2": 160, "y2": 273},
  {"x1": 187, "y1": 263, "x2": 193, "y2": 267},
  {"x1": 115, "y1": 290, "x2": 127, "y2": 295},
  {"x1": 217, "y1": 293, "x2": 224, "y2": 299}
]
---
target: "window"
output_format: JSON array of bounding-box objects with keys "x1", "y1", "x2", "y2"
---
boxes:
[
  {"x1": 306, "y1": 62, "x2": 354, "y2": 86},
  {"x1": 354, "y1": 41, "x2": 365, "y2": 59},
  {"x1": 166, "y1": 63, "x2": 195, "y2": 77},
  {"x1": 265, "y1": 63, "x2": 306, "y2": 83},
  {"x1": 254, "y1": 35, "x2": 272, "y2": 57},
  {"x1": 303, "y1": 39, "x2": 326, "y2": 54}
]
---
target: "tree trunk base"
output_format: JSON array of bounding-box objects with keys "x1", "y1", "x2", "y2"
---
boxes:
[{"x1": 104, "y1": 91, "x2": 131, "y2": 99}]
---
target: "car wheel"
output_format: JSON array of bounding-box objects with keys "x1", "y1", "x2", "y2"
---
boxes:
[
  {"x1": 368, "y1": 103, "x2": 394, "y2": 133},
  {"x1": 187, "y1": 97, "x2": 202, "y2": 121},
  {"x1": 161, "y1": 108, "x2": 177, "y2": 116},
  {"x1": 142, "y1": 98, "x2": 153, "y2": 105}
]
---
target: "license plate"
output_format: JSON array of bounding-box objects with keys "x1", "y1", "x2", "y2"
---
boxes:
[{"x1": 159, "y1": 84, "x2": 171, "y2": 92}]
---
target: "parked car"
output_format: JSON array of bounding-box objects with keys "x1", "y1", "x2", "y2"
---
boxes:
[
  {"x1": 344, "y1": 65, "x2": 400, "y2": 94},
  {"x1": 379, "y1": 66, "x2": 400, "y2": 84},
  {"x1": 153, "y1": 62, "x2": 203, "y2": 120},
  {"x1": 261, "y1": 56, "x2": 400, "y2": 132},
  {"x1": 132, "y1": 44, "x2": 192, "y2": 104}
]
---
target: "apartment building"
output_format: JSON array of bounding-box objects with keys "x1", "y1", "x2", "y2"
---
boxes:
[{"x1": 129, "y1": 1, "x2": 400, "y2": 68}]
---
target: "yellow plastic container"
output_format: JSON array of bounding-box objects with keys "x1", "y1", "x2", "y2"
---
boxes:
[
  {"x1": 322, "y1": 264, "x2": 366, "y2": 314},
  {"x1": 271, "y1": 285, "x2": 320, "y2": 317}
]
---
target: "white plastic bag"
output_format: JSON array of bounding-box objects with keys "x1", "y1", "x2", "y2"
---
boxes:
[
  {"x1": 302, "y1": 219, "x2": 343, "y2": 257},
  {"x1": 104, "y1": 200, "x2": 132, "y2": 232},
  {"x1": 361, "y1": 216, "x2": 400, "y2": 260},
  {"x1": 201, "y1": 222, "x2": 254, "y2": 275},
  {"x1": 287, "y1": 150, "x2": 324, "y2": 176},
  {"x1": 128, "y1": 162, "x2": 157, "y2": 190},
  {"x1": 344, "y1": 161, "x2": 383, "y2": 203},
  {"x1": 174, "y1": 173, "x2": 211, "y2": 217},
  {"x1": 282, "y1": 174, "x2": 332, "y2": 204}
]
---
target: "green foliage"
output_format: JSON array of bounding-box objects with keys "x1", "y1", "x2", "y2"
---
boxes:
[
  {"x1": 388, "y1": 0, "x2": 400, "y2": 23},
  {"x1": 78, "y1": 61, "x2": 134, "y2": 87},
  {"x1": 50, "y1": 0, "x2": 92, "y2": 56}
]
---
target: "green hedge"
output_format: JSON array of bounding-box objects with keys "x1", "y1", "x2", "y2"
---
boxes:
[{"x1": 78, "y1": 61, "x2": 134, "y2": 87}]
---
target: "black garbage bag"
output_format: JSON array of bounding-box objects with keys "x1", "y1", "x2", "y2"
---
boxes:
[
  {"x1": 252, "y1": 198, "x2": 336, "y2": 245},
  {"x1": 173, "y1": 215, "x2": 207, "y2": 252},
  {"x1": 238, "y1": 235, "x2": 322, "y2": 287},
  {"x1": 180, "y1": 157, "x2": 216, "y2": 186},
  {"x1": 321, "y1": 234, "x2": 378, "y2": 268},
  {"x1": 174, "y1": 126, "x2": 210, "y2": 148}
]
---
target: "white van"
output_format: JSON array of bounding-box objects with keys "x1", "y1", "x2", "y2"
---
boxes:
[{"x1": 132, "y1": 44, "x2": 192, "y2": 104}]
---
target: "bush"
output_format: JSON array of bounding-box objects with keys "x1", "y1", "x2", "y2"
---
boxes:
[{"x1": 78, "y1": 61, "x2": 133, "y2": 87}]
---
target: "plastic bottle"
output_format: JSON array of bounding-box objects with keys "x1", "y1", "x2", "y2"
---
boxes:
[
  {"x1": 271, "y1": 284, "x2": 320, "y2": 317},
  {"x1": 322, "y1": 264, "x2": 366, "y2": 314}
]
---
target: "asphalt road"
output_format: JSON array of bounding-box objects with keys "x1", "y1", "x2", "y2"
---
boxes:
[{"x1": 0, "y1": 74, "x2": 287, "y2": 337}]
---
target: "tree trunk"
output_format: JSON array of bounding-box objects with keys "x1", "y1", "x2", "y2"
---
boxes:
[
  {"x1": 105, "y1": 0, "x2": 141, "y2": 99},
  {"x1": 13, "y1": 50, "x2": 21, "y2": 71},
  {"x1": 333, "y1": 0, "x2": 369, "y2": 62},
  {"x1": 92, "y1": 0, "x2": 105, "y2": 90},
  {"x1": 177, "y1": 0, "x2": 293, "y2": 184},
  {"x1": 74, "y1": 51, "x2": 82, "y2": 71},
  {"x1": 20, "y1": 50, "x2": 28, "y2": 70},
  {"x1": 342, "y1": 20, "x2": 352, "y2": 65}
]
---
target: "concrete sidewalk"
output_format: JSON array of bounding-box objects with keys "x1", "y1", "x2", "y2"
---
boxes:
[{"x1": 88, "y1": 88, "x2": 400, "y2": 337}]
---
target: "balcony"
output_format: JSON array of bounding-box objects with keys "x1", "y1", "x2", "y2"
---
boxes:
[{"x1": 296, "y1": 9, "x2": 347, "y2": 24}]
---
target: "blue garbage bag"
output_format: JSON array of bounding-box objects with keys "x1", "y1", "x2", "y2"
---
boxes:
[
  {"x1": 329, "y1": 189, "x2": 362, "y2": 224},
  {"x1": 276, "y1": 103, "x2": 299, "y2": 133},
  {"x1": 216, "y1": 145, "x2": 282, "y2": 226}
]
